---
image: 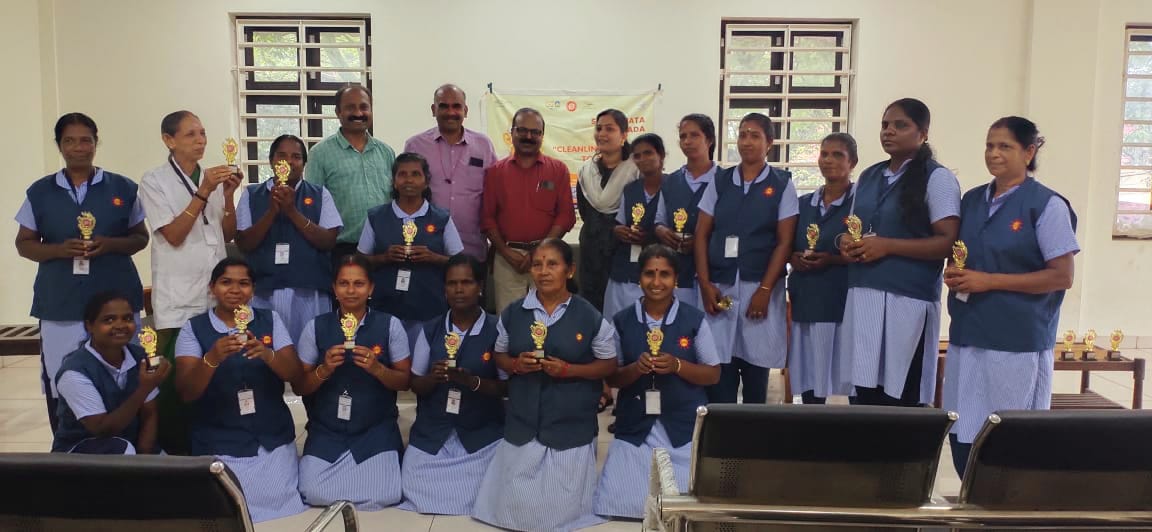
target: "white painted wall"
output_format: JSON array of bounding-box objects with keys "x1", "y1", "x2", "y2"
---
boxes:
[{"x1": 2, "y1": 0, "x2": 1149, "y2": 339}]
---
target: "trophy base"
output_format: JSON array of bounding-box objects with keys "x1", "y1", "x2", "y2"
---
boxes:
[
  {"x1": 234, "y1": 332, "x2": 248, "y2": 343},
  {"x1": 1060, "y1": 350, "x2": 1077, "y2": 361},
  {"x1": 1081, "y1": 350, "x2": 1098, "y2": 361},
  {"x1": 803, "y1": 249, "x2": 814, "y2": 257},
  {"x1": 146, "y1": 356, "x2": 161, "y2": 372},
  {"x1": 1108, "y1": 350, "x2": 1124, "y2": 361},
  {"x1": 533, "y1": 349, "x2": 545, "y2": 359},
  {"x1": 445, "y1": 359, "x2": 457, "y2": 368},
  {"x1": 344, "y1": 341, "x2": 355, "y2": 350}
]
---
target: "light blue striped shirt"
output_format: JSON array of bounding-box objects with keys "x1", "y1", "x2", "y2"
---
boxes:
[
  {"x1": 57, "y1": 341, "x2": 158, "y2": 419},
  {"x1": 15, "y1": 169, "x2": 146, "y2": 231},
  {"x1": 494, "y1": 290, "x2": 617, "y2": 361},
  {"x1": 355, "y1": 200, "x2": 465, "y2": 256},
  {"x1": 296, "y1": 311, "x2": 410, "y2": 366},
  {"x1": 174, "y1": 308, "x2": 293, "y2": 358}
]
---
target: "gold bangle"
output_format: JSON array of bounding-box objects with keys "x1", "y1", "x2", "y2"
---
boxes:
[
  {"x1": 315, "y1": 366, "x2": 329, "y2": 381},
  {"x1": 203, "y1": 355, "x2": 219, "y2": 368},
  {"x1": 223, "y1": 210, "x2": 234, "y2": 217},
  {"x1": 183, "y1": 210, "x2": 197, "y2": 219},
  {"x1": 675, "y1": 359, "x2": 682, "y2": 374},
  {"x1": 471, "y1": 376, "x2": 482, "y2": 392}
]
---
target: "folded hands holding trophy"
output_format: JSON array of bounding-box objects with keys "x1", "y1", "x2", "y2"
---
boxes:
[{"x1": 655, "y1": 208, "x2": 695, "y2": 254}]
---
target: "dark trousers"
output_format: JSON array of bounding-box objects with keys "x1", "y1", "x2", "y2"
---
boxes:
[
  {"x1": 68, "y1": 437, "x2": 131, "y2": 455},
  {"x1": 854, "y1": 326, "x2": 927, "y2": 407},
  {"x1": 949, "y1": 433, "x2": 973, "y2": 478},
  {"x1": 707, "y1": 359, "x2": 769, "y2": 404},
  {"x1": 41, "y1": 356, "x2": 60, "y2": 434},
  {"x1": 155, "y1": 328, "x2": 189, "y2": 455}
]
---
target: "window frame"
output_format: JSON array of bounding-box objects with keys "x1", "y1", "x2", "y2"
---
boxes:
[{"x1": 1115, "y1": 26, "x2": 1152, "y2": 238}]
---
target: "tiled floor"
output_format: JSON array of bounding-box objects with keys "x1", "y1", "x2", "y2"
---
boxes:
[{"x1": 2, "y1": 350, "x2": 1150, "y2": 531}]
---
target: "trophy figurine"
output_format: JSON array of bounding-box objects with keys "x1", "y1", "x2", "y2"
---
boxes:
[
  {"x1": 223, "y1": 137, "x2": 239, "y2": 169},
  {"x1": 340, "y1": 313, "x2": 358, "y2": 350},
  {"x1": 139, "y1": 326, "x2": 161, "y2": 372},
  {"x1": 673, "y1": 208, "x2": 690, "y2": 253},
  {"x1": 1108, "y1": 330, "x2": 1125, "y2": 361},
  {"x1": 444, "y1": 332, "x2": 462, "y2": 368},
  {"x1": 804, "y1": 224, "x2": 820, "y2": 257},
  {"x1": 274, "y1": 159, "x2": 291, "y2": 187},
  {"x1": 1060, "y1": 330, "x2": 1077, "y2": 361},
  {"x1": 952, "y1": 240, "x2": 969, "y2": 302},
  {"x1": 631, "y1": 203, "x2": 645, "y2": 231},
  {"x1": 402, "y1": 220, "x2": 418, "y2": 259},
  {"x1": 530, "y1": 321, "x2": 548, "y2": 359},
  {"x1": 646, "y1": 328, "x2": 664, "y2": 358},
  {"x1": 75, "y1": 211, "x2": 96, "y2": 273},
  {"x1": 1082, "y1": 329, "x2": 1098, "y2": 361},
  {"x1": 233, "y1": 305, "x2": 253, "y2": 342},
  {"x1": 715, "y1": 295, "x2": 734, "y2": 312},
  {"x1": 845, "y1": 214, "x2": 863, "y2": 243}
]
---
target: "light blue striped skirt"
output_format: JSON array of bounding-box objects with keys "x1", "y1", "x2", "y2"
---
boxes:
[
  {"x1": 251, "y1": 287, "x2": 332, "y2": 344},
  {"x1": 594, "y1": 421, "x2": 691, "y2": 519},
  {"x1": 943, "y1": 345, "x2": 1053, "y2": 443},
  {"x1": 472, "y1": 439, "x2": 605, "y2": 531},
  {"x1": 298, "y1": 449, "x2": 401, "y2": 511},
  {"x1": 705, "y1": 278, "x2": 788, "y2": 368},
  {"x1": 838, "y1": 287, "x2": 940, "y2": 404},
  {"x1": 218, "y1": 443, "x2": 308, "y2": 523},
  {"x1": 603, "y1": 279, "x2": 643, "y2": 321},
  {"x1": 788, "y1": 321, "x2": 851, "y2": 398},
  {"x1": 399, "y1": 431, "x2": 500, "y2": 515}
]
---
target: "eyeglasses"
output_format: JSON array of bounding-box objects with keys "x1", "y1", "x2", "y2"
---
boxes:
[{"x1": 511, "y1": 127, "x2": 544, "y2": 138}]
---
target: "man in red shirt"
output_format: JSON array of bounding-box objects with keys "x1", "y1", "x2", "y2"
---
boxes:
[{"x1": 481, "y1": 108, "x2": 576, "y2": 311}]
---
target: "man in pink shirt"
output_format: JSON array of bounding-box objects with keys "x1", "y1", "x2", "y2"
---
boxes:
[{"x1": 403, "y1": 84, "x2": 497, "y2": 262}]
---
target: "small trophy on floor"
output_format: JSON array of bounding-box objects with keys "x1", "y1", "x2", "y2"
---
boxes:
[
  {"x1": 1108, "y1": 329, "x2": 1125, "y2": 361},
  {"x1": 139, "y1": 327, "x2": 161, "y2": 373},
  {"x1": 1082, "y1": 329, "x2": 1098, "y2": 361},
  {"x1": 1060, "y1": 330, "x2": 1077, "y2": 361},
  {"x1": 444, "y1": 332, "x2": 461, "y2": 368}
]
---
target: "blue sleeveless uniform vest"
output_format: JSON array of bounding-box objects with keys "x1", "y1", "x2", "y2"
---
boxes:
[
  {"x1": 408, "y1": 313, "x2": 505, "y2": 455},
  {"x1": 660, "y1": 169, "x2": 710, "y2": 288},
  {"x1": 788, "y1": 189, "x2": 853, "y2": 323},
  {"x1": 848, "y1": 160, "x2": 947, "y2": 302},
  {"x1": 52, "y1": 344, "x2": 145, "y2": 452},
  {"x1": 245, "y1": 179, "x2": 333, "y2": 292},
  {"x1": 187, "y1": 309, "x2": 295, "y2": 457},
  {"x1": 26, "y1": 172, "x2": 144, "y2": 320},
  {"x1": 707, "y1": 166, "x2": 791, "y2": 284},
  {"x1": 949, "y1": 179, "x2": 1077, "y2": 352},
  {"x1": 302, "y1": 310, "x2": 403, "y2": 463},
  {"x1": 365, "y1": 203, "x2": 450, "y2": 323},
  {"x1": 609, "y1": 179, "x2": 661, "y2": 283},
  {"x1": 611, "y1": 302, "x2": 708, "y2": 448},
  {"x1": 501, "y1": 295, "x2": 603, "y2": 450}
]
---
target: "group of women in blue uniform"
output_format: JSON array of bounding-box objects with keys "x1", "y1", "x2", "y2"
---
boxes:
[{"x1": 23, "y1": 95, "x2": 1078, "y2": 529}]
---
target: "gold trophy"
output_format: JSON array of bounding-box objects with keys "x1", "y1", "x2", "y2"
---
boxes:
[
  {"x1": 340, "y1": 313, "x2": 358, "y2": 350},
  {"x1": 672, "y1": 208, "x2": 690, "y2": 252},
  {"x1": 444, "y1": 332, "x2": 462, "y2": 368},
  {"x1": 139, "y1": 326, "x2": 161, "y2": 372},
  {"x1": 952, "y1": 240, "x2": 969, "y2": 302},
  {"x1": 223, "y1": 137, "x2": 239, "y2": 168},
  {"x1": 274, "y1": 159, "x2": 291, "y2": 187},
  {"x1": 845, "y1": 214, "x2": 863, "y2": 242},
  {"x1": 1060, "y1": 330, "x2": 1077, "y2": 361},
  {"x1": 233, "y1": 305, "x2": 253, "y2": 342},
  {"x1": 402, "y1": 220, "x2": 418, "y2": 259},
  {"x1": 646, "y1": 328, "x2": 664, "y2": 358},
  {"x1": 1082, "y1": 329, "x2": 1098, "y2": 361},
  {"x1": 1108, "y1": 330, "x2": 1125, "y2": 361},
  {"x1": 804, "y1": 224, "x2": 820, "y2": 257},
  {"x1": 530, "y1": 321, "x2": 548, "y2": 359},
  {"x1": 631, "y1": 203, "x2": 645, "y2": 231},
  {"x1": 715, "y1": 295, "x2": 734, "y2": 311},
  {"x1": 77, "y1": 211, "x2": 96, "y2": 242}
]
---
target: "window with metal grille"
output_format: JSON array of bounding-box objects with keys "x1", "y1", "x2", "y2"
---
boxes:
[
  {"x1": 234, "y1": 16, "x2": 371, "y2": 182},
  {"x1": 1116, "y1": 26, "x2": 1152, "y2": 238},
  {"x1": 720, "y1": 21, "x2": 854, "y2": 194}
]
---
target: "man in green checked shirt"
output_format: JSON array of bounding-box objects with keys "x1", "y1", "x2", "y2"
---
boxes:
[{"x1": 306, "y1": 84, "x2": 396, "y2": 267}]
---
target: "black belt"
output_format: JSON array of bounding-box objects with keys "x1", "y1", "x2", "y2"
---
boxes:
[{"x1": 506, "y1": 240, "x2": 540, "y2": 251}]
